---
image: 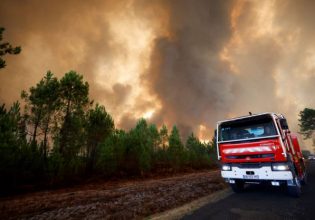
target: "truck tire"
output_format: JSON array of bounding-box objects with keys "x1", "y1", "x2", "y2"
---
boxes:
[
  {"x1": 287, "y1": 178, "x2": 301, "y2": 197},
  {"x1": 230, "y1": 181, "x2": 244, "y2": 193},
  {"x1": 300, "y1": 159, "x2": 307, "y2": 185}
]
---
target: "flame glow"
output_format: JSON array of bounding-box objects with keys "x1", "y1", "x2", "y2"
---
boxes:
[{"x1": 143, "y1": 110, "x2": 155, "y2": 119}]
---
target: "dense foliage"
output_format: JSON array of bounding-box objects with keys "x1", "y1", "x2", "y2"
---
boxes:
[
  {"x1": 0, "y1": 71, "x2": 217, "y2": 193},
  {"x1": 299, "y1": 108, "x2": 315, "y2": 152},
  {"x1": 299, "y1": 108, "x2": 315, "y2": 139}
]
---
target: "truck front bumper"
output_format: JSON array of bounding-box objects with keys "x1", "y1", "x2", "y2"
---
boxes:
[{"x1": 221, "y1": 165, "x2": 293, "y2": 181}]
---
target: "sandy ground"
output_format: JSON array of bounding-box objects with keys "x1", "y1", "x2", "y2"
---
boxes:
[{"x1": 0, "y1": 170, "x2": 226, "y2": 220}]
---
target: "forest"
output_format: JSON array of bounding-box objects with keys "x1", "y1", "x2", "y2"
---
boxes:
[{"x1": 0, "y1": 70, "x2": 217, "y2": 194}]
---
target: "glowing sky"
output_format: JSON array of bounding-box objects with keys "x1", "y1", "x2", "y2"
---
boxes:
[{"x1": 1, "y1": 0, "x2": 315, "y2": 147}]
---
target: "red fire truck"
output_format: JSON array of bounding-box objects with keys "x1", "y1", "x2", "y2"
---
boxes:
[{"x1": 216, "y1": 112, "x2": 307, "y2": 197}]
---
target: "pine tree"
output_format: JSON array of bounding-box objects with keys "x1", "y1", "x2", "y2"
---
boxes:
[
  {"x1": 168, "y1": 126, "x2": 184, "y2": 169},
  {"x1": 0, "y1": 27, "x2": 21, "y2": 69},
  {"x1": 58, "y1": 71, "x2": 89, "y2": 159},
  {"x1": 86, "y1": 104, "x2": 114, "y2": 172}
]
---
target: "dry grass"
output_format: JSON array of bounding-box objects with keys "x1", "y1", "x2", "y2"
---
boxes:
[{"x1": 0, "y1": 170, "x2": 226, "y2": 219}]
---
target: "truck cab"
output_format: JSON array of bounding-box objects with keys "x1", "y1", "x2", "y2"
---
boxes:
[{"x1": 216, "y1": 113, "x2": 307, "y2": 197}]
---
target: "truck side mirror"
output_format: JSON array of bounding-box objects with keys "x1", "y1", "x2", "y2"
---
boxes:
[
  {"x1": 214, "y1": 129, "x2": 217, "y2": 140},
  {"x1": 280, "y1": 118, "x2": 289, "y2": 130}
]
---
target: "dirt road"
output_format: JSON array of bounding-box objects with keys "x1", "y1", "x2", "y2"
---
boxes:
[{"x1": 0, "y1": 170, "x2": 225, "y2": 219}]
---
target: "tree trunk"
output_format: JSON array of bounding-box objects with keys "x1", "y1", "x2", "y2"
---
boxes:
[
  {"x1": 43, "y1": 116, "x2": 51, "y2": 159},
  {"x1": 32, "y1": 109, "x2": 42, "y2": 145}
]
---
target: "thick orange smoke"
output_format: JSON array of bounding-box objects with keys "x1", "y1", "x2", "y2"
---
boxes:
[{"x1": 1, "y1": 0, "x2": 315, "y2": 147}]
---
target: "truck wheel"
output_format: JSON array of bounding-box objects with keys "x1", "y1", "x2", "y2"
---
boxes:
[
  {"x1": 230, "y1": 181, "x2": 244, "y2": 193},
  {"x1": 287, "y1": 178, "x2": 301, "y2": 197}
]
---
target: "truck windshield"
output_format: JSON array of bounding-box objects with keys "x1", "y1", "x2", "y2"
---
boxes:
[{"x1": 218, "y1": 114, "x2": 278, "y2": 142}]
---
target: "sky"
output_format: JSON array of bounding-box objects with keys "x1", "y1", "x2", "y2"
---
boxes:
[{"x1": 1, "y1": 0, "x2": 315, "y2": 148}]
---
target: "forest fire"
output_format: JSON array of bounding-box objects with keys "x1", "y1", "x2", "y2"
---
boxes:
[{"x1": 0, "y1": 0, "x2": 314, "y2": 141}]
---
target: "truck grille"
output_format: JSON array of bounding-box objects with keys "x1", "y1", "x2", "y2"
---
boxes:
[
  {"x1": 237, "y1": 163, "x2": 265, "y2": 168},
  {"x1": 226, "y1": 153, "x2": 274, "y2": 159}
]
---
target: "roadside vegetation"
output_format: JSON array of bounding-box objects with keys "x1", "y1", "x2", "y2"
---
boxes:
[
  {"x1": 0, "y1": 70, "x2": 217, "y2": 194},
  {"x1": 299, "y1": 108, "x2": 315, "y2": 154}
]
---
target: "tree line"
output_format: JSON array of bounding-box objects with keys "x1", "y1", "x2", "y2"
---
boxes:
[{"x1": 0, "y1": 71, "x2": 217, "y2": 193}]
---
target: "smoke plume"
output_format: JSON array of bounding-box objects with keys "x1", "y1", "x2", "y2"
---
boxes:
[{"x1": 1, "y1": 0, "x2": 315, "y2": 146}]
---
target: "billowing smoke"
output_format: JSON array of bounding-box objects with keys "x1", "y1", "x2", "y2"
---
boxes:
[
  {"x1": 144, "y1": 0, "x2": 236, "y2": 138},
  {"x1": 0, "y1": 0, "x2": 160, "y2": 128},
  {"x1": 1, "y1": 0, "x2": 315, "y2": 147}
]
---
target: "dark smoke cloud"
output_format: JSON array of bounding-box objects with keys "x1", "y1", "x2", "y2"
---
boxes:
[
  {"x1": 144, "y1": 0, "x2": 315, "y2": 143},
  {"x1": 144, "y1": 0, "x2": 236, "y2": 137}
]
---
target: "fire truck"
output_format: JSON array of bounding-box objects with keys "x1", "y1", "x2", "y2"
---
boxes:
[{"x1": 216, "y1": 112, "x2": 307, "y2": 197}]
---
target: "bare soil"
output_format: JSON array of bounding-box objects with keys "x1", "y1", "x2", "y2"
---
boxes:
[{"x1": 0, "y1": 170, "x2": 226, "y2": 220}]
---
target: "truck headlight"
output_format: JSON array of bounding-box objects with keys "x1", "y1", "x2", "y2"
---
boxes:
[
  {"x1": 222, "y1": 164, "x2": 231, "y2": 171},
  {"x1": 272, "y1": 163, "x2": 290, "y2": 171}
]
